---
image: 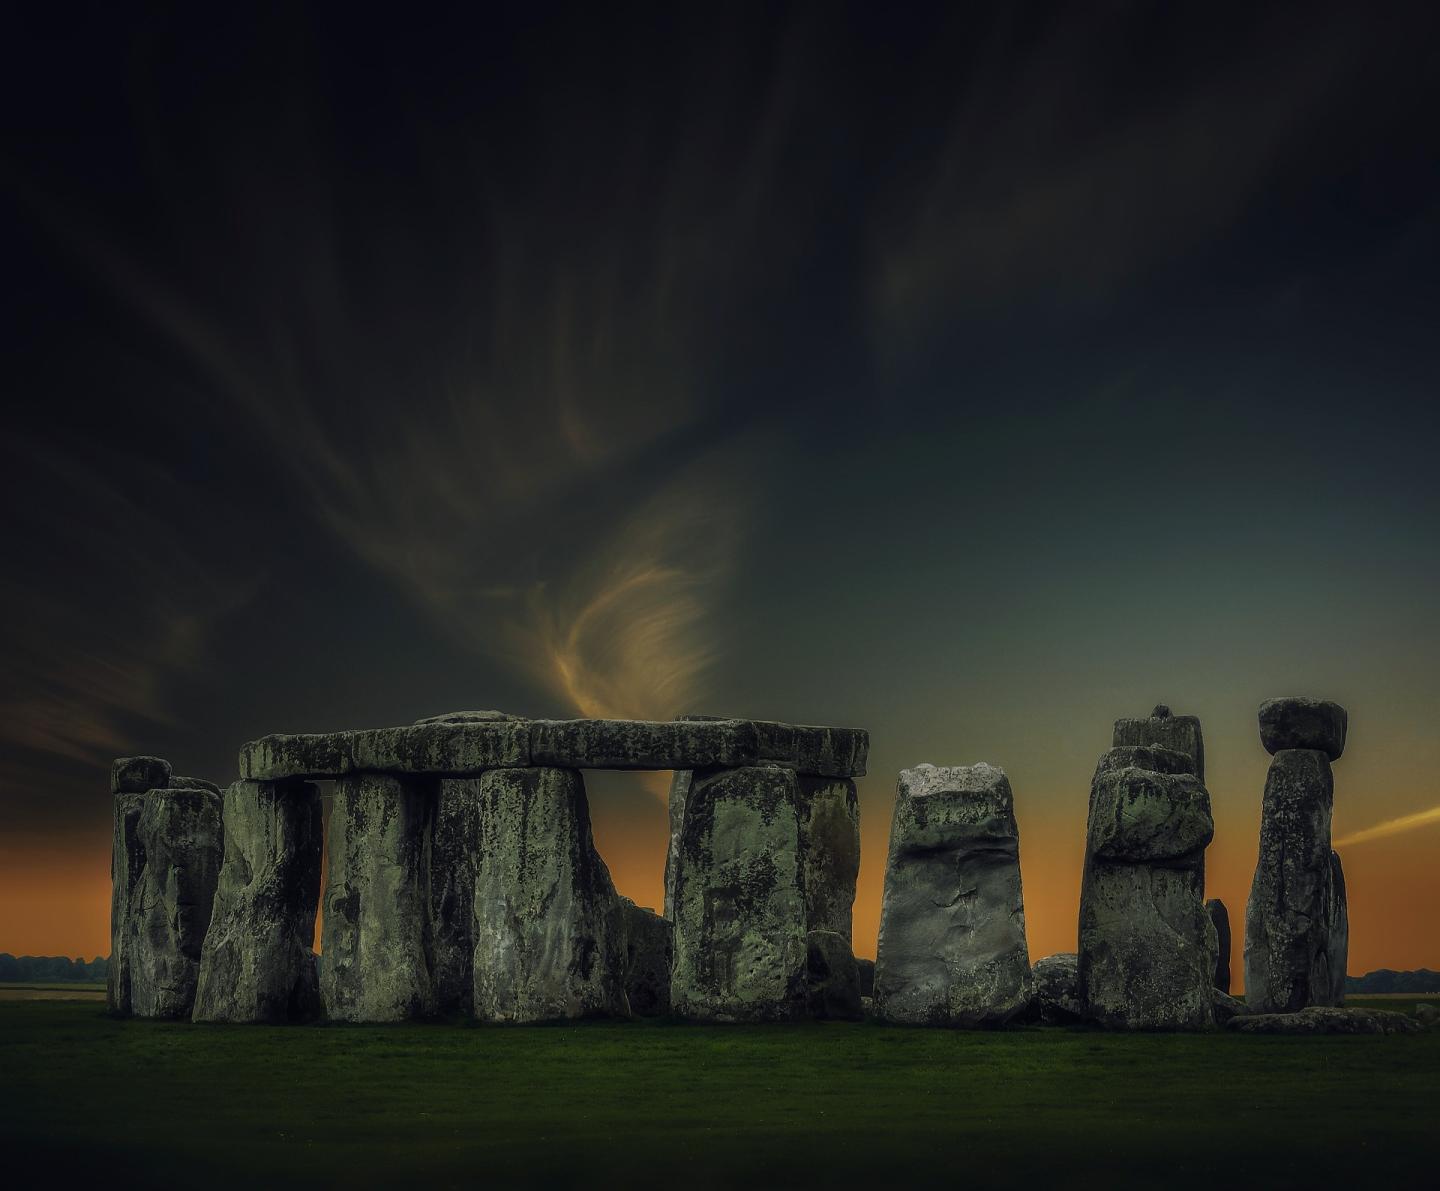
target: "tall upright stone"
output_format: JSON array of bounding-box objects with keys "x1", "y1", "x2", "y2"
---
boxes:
[
  {"x1": 798, "y1": 775, "x2": 861, "y2": 941},
  {"x1": 1244, "y1": 701, "x2": 1350, "y2": 1013},
  {"x1": 662, "y1": 768, "x2": 693, "y2": 921},
  {"x1": 471, "y1": 767, "x2": 628, "y2": 1022},
  {"x1": 1112, "y1": 705, "x2": 1205, "y2": 783},
  {"x1": 1078, "y1": 745, "x2": 1216, "y2": 1030},
  {"x1": 107, "y1": 789, "x2": 149, "y2": 1016},
  {"x1": 874, "y1": 763, "x2": 1032, "y2": 1027},
  {"x1": 193, "y1": 779, "x2": 323, "y2": 1023},
  {"x1": 670, "y1": 766, "x2": 810, "y2": 1021},
  {"x1": 1206, "y1": 898, "x2": 1232, "y2": 994},
  {"x1": 127, "y1": 786, "x2": 224, "y2": 1019},
  {"x1": 321, "y1": 773, "x2": 436, "y2": 1021},
  {"x1": 427, "y1": 777, "x2": 484, "y2": 1016}
]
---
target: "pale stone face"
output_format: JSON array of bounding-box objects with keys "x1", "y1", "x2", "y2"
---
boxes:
[
  {"x1": 193, "y1": 779, "x2": 323, "y2": 1024},
  {"x1": 875, "y1": 763, "x2": 1033, "y2": 1027}
]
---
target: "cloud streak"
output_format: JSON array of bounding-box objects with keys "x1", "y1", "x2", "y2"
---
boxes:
[{"x1": 1334, "y1": 805, "x2": 1440, "y2": 848}]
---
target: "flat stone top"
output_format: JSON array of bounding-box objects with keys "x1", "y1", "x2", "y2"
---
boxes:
[{"x1": 239, "y1": 717, "x2": 868, "y2": 782}]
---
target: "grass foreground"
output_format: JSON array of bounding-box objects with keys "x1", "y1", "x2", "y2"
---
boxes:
[{"x1": 2, "y1": 999, "x2": 1437, "y2": 1189}]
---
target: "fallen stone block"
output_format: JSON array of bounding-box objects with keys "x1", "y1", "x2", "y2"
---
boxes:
[{"x1": 1228, "y1": 1006, "x2": 1420, "y2": 1035}]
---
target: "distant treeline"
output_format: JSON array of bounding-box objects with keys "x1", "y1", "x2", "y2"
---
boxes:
[
  {"x1": 1345, "y1": 968, "x2": 1440, "y2": 993},
  {"x1": 0, "y1": 954, "x2": 109, "y2": 983}
]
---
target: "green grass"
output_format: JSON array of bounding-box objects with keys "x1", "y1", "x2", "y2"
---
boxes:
[{"x1": 2, "y1": 1001, "x2": 1436, "y2": 1189}]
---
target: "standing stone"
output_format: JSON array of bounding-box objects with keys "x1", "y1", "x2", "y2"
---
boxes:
[
  {"x1": 670, "y1": 766, "x2": 809, "y2": 1022},
  {"x1": 321, "y1": 773, "x2": 435, "y2": 1022},
  {"x1": 193, "y1": 780, "x2": 323, "y2": 1023},
  {"x1": 1327, "y1": 851, "x2": 1349, "y2": 1006},
  {"x1": 856, "y1": 957, "x2": 876, "y2": 998},
  {"x1": 620, "y1": 898, "x2": 673, "y2": 1017},
  {"x1": 427, "y1": 778, "x2": 483, "y2": 1016},
  {"x1": 1112, "y1": 706, "x2": 1205, "y2": 783},
  {"x1": 127, "y1": 787, "x2": 224, "y2": 1019},
  {"x1": 662, "y1": 768, "x2": 693, "y2": 921},
  {"x1": 472, "y1": 767, "x2": 628, "y2": 1022},
  {"x1": 1078, "y1": 746, "x2": 1216, "y2": 1030},
  {"x1": 1207, "y1": 899, "x2": 1232, "y2": 994},
  {"x1": 107, "y1": 790, "x2": 149, "y2": 1016},
  {"x1": 1243, "y1": 743, "x2": 1348, "y2": 1014},
  {"x1": 798, "y1": 775, "x2": 861, "y2": 941},
  {"x1": 874, "y1": 763, "x2": 1032, "y2": 1027}
]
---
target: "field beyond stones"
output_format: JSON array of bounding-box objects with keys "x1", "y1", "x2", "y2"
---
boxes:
[{"x1": 3, "y1": 999, "x2": 1437, "y2": 1189}]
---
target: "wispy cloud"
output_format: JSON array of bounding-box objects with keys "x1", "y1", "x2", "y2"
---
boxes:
[{"x1": 1335, "y1": 805, "x2": 1440, "y2": 848}]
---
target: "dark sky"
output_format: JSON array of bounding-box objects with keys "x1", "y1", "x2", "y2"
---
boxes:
[{"x1": 3, "y1": 1, "x2": 1439, "y2": 965}]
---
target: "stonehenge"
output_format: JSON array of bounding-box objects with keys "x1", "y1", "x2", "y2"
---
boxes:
[
  {"x1": 1077, "y1": 737, "x2": 1217, "y2": 1030},
  {"x1": 1244, "y1": 699, "x2": 1351, "y2": 1014},
  {"x1": 874, "y1": 764, "x2": 1032, "y2": 1026},
  {"x1": 108, "y1": 695, "x2": 1368, "y2": 1033}
]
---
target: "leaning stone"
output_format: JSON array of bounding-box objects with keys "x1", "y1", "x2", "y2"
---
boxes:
[
  {"x1": 427, "y1": 778, "x2": 484, "y2": 1016},
  {"x1": 1212, "y1": 989, "x2": 1248, "y2": 1024},
  {"x1": 671, "y1": 766, "x2": 809, "y2": 1022},
  {"x1": 856, "y1": 957, "x2": 875, "y2": 998},
  {"x1": 620, "y1": 898, "x2": 673, "y2": 1017},
  {"x1": 798, "y1": 775, "x2": 860, "y2": 940},
  {"x1": 193, "y1": 780, "x2": 323, "y2": 1023},
  {"x1": 128, "y1": 787, "x2": 224, "y2": 1019},
  {"x1": 1258, "y1": 698, "x2": 1347, "y2": 760},
  {"x1": 806, "y1": 930, "x2": 862, "y2": 1021},
  {"x1": 1244, "y1": 749, "x2": 1345, "y2": 1013},
  {"x1": 1079, "y1": 749, "x2": 1216, "y2": 1030},
  {"x1": 413, "y1": 709, "x2": 516, "y2": 724},
  {"x1": 107, "y1": 791, "x2": 149, "y2": 1015},
  {"x1": 1031, "y1": 953, "x2": 1083, "y2": 1025},
  {"x1": 875, "y1": 763, "x2": 1033, "y2": 1027},
  {"x1": 320, "y1": 773, "x2": 435, "y2": 1022},
  {"x1": 111, "y1": 756, "x2": 171, "y2": 794},
  {"x1": 1112, "y1": 707, "x2": 1205, "y2": 782},
  {"x1": 1207, "y1": 899, "x2": 1232, "y2": 993},
  {"x1": 472, "y1": 767, "x2": 628, "y2": 1022},
  {"x1": 1228, "y1": 1006, "x2": 1421, "y2": 1035},
  {"x1": 169, "y1": 775, "x2": 221, "y2": 795}
]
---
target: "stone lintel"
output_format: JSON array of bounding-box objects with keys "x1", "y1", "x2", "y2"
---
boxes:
[{"x1": 239, "y1": 717, "x2": 868, "y2": 781}]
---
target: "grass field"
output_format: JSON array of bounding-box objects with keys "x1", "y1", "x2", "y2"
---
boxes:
[{"x1": 2, "y1": 999, "x2": 1436, "y2": 1189}]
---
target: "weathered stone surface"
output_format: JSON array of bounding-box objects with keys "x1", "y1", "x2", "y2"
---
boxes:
[
  {"x1": 1258, "y1": 698, "x2": 1347, "y2": 760},
  {"x1": 126, "y1": 788, "x2": 224, "y2": 1019},
  {"x1": 805, "y1": 930, "x2": 862, "y2": 1020},
  {"x1": 111, "y1": 756, "x2": 171, "y2": 794},
  {"x1": 241, "y1": 717, "x2": 868, "y2": 780},
  {"x1": 671, "y1": 766, "x2": 809, "y2": 1022},
  {"x1": 875, "y1": 763, "x2": 1032, "y2": 1027},
  {"x1": 107, "y1": 791, "x2": 148, "y2": 1015},
  {"x1": 1244, "y1": 749, "x2": 1346, "y2": 1014},
  {"x1": 856, "y1": 957, "x2": 875, "y2": 998},
  {"x1": 1229, "y1": 1006, "x2": 1421, "y2": 1035},
  {"x1": 1031, "y1": 953, "x2": 1083, "y2": 1025},
  {"x1": 169, "y1": 775, "x2": 221, "y2": 795},
  {"x1": 414, "y1": 709, "x2": 516, "y2": 724},
  {"x1": 472, "y1": 767, "x2": 628, "y2": 1022},
  {"x1": 798, "y1": 775, "x2": 860, "y2": 940},
  {"x1": 241, "y1": 722, "x2": 529, "y2": 781},
  {"x1": 1207, "y1": 898, "x2": 1232, "y2": 993},
  {"x1": 1078, "y1": 748, "x2": 1216, "y2": 1030},
  {"x1": 620, "y1": 898, "x2": 673, "y2": 1017},
  {"x1": 321, "y1": 774, "x2": 435, "y2": 1022},
  {"x1": 1093, "y1": 744, "x2": 1195, "y2": 779},
  {"x1": 662, "y1": 768, "x2": 693, "y2": 921},
  {"x1": 1112, "y1": 707, "x2": 1205, "y2": 782},
  {"x1": 427, "y1": 778, "x2": 483, "y2": 1016},
  {"x1": 193, "y1": 780, "x2": 323, "y2": 1023}
]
